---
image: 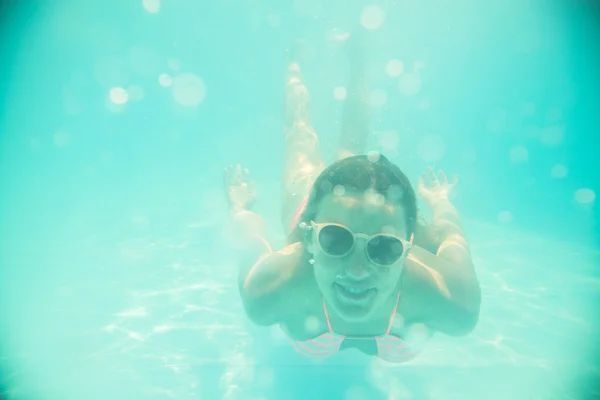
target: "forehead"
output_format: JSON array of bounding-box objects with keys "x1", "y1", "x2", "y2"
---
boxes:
[{"x1": 314, "y1": 190, "x2": 407, "y2": 236}]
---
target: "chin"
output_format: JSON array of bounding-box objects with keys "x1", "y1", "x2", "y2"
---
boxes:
[{"x1": 326, "y1": 289, "x2": 379, "y2": 322}]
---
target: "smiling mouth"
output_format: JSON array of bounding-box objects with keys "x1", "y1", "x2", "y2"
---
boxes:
[{"x1": 334, "y1": 283, "x2": 376, "y2": 302}]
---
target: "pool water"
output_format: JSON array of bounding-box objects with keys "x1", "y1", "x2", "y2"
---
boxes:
[{"x1": 0, "y1": 1, "x2": 598, "y2": 399}]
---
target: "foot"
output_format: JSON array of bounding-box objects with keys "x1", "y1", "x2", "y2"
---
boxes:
[
  {"x1": 285, "y1": 61, "x2": 310, "y2": 126},
  {"x1": 224, "y1": 164, "x2": 257, "y2": 212}
]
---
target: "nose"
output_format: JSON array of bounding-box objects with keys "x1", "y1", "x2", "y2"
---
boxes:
[{"x1": 344, "y1": 242, "x2": 371, "y2": 281}]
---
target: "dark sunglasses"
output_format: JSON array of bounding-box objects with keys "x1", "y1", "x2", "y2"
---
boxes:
[{"x1": 310, "y1": 221, "x2": 412, "y2": 266}]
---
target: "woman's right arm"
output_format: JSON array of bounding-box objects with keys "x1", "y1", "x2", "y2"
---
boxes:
[
  {"x1": 238, "y1": 241, "x2": 313, "y2": 325},
  {"x1": 230, "y1": 210, "x2": 311, "y2": 326}
]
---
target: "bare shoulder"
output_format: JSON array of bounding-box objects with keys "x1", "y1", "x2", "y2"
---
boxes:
[{"x1": 241, "y1": 242, "x2": 321, "y2": 327}]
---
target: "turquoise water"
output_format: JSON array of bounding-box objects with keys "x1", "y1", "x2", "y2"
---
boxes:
[{"x1": 0, "y1": 0, "x2": 598, "y2": 399}]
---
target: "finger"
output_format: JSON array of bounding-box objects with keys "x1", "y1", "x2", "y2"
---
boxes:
[
  {"x1": 452, "y1": 174, "x2": 459, "y2": 186},
  {"x1": 438, "y1": 169, "x2": 448, "y2": 185},
  {"x1": 425, "y1": 169, "x2": 436, "y2": 186},
  {"x1": 418, "y1": 171, "x2": 429, "y2": 187},
  {"x1": 426, "y1": 166, "x2": 438, "y2": 185},
  {"x1": 224, "y1": 165, "x2": 233, "y2": 182}
]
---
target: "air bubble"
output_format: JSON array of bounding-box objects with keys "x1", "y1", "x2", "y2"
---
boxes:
[
  {"x1": 387, "y1": 185, "x2": 404, "y2": 202},
  {"x1": 172, "y1": 73, "x2": 206, "y2": 107},
  {"x1": 574, "y1": 188, "x2": 595, "y2": 204},
  {"x1": 266, "y1": 13, "x2": 281, "y2": 27},
  {"x1": 159, "y1": 73, "x2": 172, "y2": 87},
  {"x1": 320, "y1": 180, "x2": 333, "y2": 193},
  {"x1": 333, "y1": 86, "x2": 347, "y2": 100},
  {"x1": 367, "y1": 151, "x2": 381, "y2": 162},
  {"x1": 369, "y1": 89, "x2": 387, "y2": 107},
  {"x1": 386, "y1": 59, "x2": 404, "y2": 77},
  {"x1": 550, "y1": 164, "x2": 568, "y2": 179},
  {"x1": 109, "y1": 87, "x2": 129, "y2": 104},
  {"x1": 497, "y1": 211, "x2": 513, "y2": 224},
  {"x1": 167, "y1": 59, "x2": 180, "y2": 71},
  {"x1": 53, "y1": 131, "x2": 70, "y2": 147},
  {"x1": 333, "y1": 185, "x2": 346, "y2": 196},
  {"x1": 304, "y1": 316, "x2": 320, "y2": 333},
  {"x1": 540, "y1": 126, "x2": 564, "y2": 146},
  {"x1": 377, "y1": 130, "x2": 399, "y2": 152},
  {"x1": 509, "y1": 146, "x2": 528, "y2": 163},
  {"x1": 142, "y1": 0, "x2": 160, "y2": 13},
  {"x1": 360, "y1": 5, "x2": 385, "y2": 30},
  {"x1": 398, "y1": 73, "x2": 421, "y2": 96}
]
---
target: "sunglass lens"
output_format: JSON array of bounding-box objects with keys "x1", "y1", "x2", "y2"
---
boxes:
[
  {"x1": 318, "y1": 225, "x2": 354, "y2": 256},
  {"x1": 367, "y1": 236, "x2": 404, "y2": 265}
]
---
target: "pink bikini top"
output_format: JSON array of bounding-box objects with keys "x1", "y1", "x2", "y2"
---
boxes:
[{"x1": 288, "y1": 292, "x2": 419, "y2": 363}]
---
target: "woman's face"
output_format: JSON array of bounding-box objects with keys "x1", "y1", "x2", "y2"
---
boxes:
[{"x1": 307, "y1": 189, "x2": 411, "y2": 322}]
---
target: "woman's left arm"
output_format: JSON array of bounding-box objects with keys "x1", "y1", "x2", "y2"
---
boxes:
[{"x1": 398, "y1": 168, "x2": 481, "y2": 336}]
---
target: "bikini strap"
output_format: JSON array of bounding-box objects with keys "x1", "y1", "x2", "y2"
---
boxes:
[
  {"x1": 385, "y1": 291, "x2": 402, "y2": 335},
  {"x1": 322, "y1": 298, "x2": 334, "y2": 332}
]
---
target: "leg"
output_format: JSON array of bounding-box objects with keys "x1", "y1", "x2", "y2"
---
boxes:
[
  {"x1": 281, "y1": 61, "x2": 325, "y2": 232},
  {"x1": 336, "y1": 30, "x2": 370, "y2": 160}
]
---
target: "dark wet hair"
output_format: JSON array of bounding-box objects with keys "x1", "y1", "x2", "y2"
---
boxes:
[{"x1": 288, "y1": 154, "x2": 418, "y2": 243}]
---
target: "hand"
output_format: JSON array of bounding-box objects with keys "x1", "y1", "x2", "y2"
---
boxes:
[
  {"x1": 223, "y1": 164, "x2": 257, "y2": 212},
  {"x1": 417, "y1": 167, "x2": 458, "y2": 207}
]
